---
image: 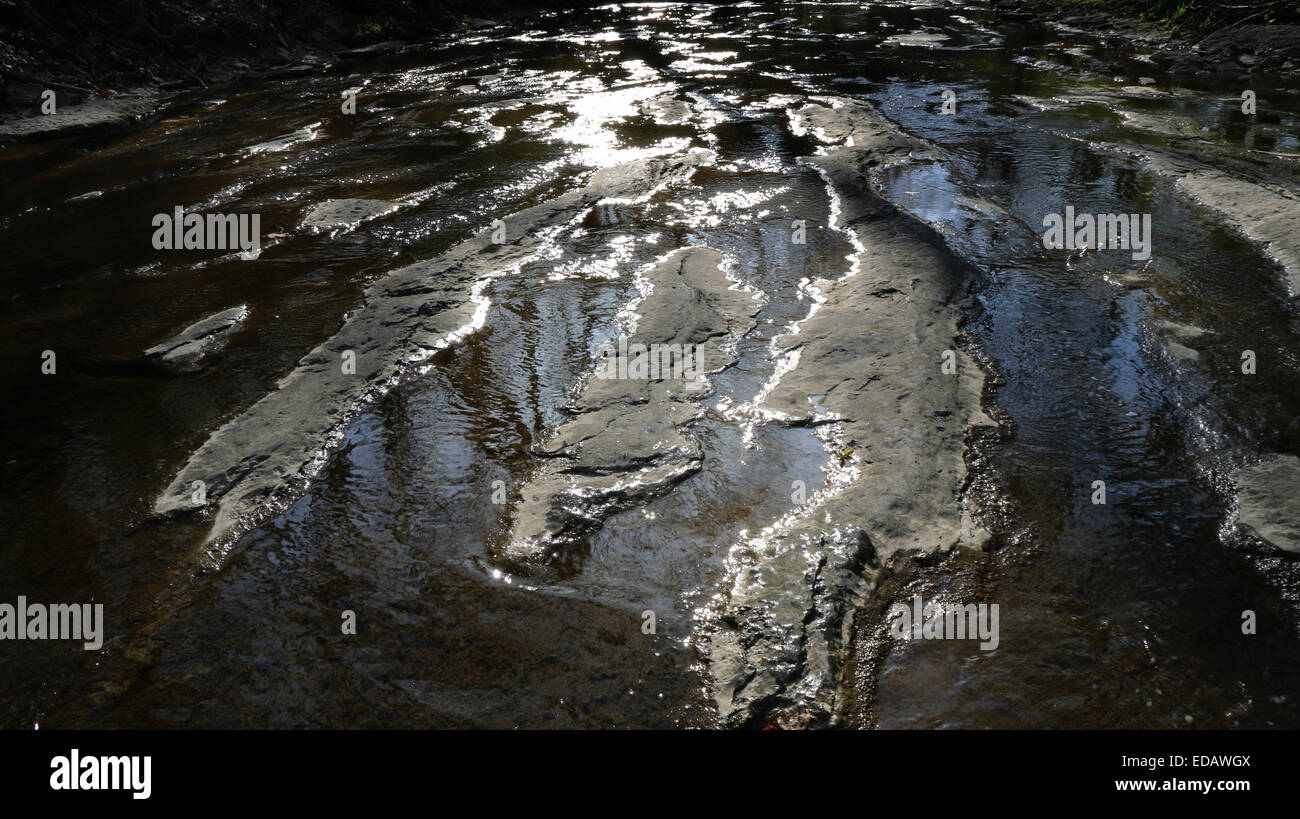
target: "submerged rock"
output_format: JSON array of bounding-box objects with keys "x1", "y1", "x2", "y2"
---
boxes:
[
  {"x1": 1235, "y1": 454, "x2": 1300, "y2": 554},
  {"x1": 1153, "y1": 318, "x2": 1216, "y2": 362},
  {"x1": 244, "y1": 123, "x2": 320, "y2": 155},
  {"x1": 1118, "y1": 110, "x2": 1212, "y2": 140},
  {"x1": 709, "y1": 100, "x2": 993, "y2": 727},
  {"x1": 502, "y1": 245, "x2": 758, "y2": 567},
  {"x1": 337, "y1": 41, "x2": 406, "y2": 58},
  {"x1": 143, "y1": 305, "x2": 249, "y2": 372},
  {"x1": 301, "y1": 198, "x2": 399, "y2": 230},
  {"x1": 1108, "y1": 272, "x2": 1156, "y2": 289},
  {"x1": 153, "y1": 149, "x2": 714, "y2": 557},
  {"x1": 639, "y1": 96, "x2": 693, "y2": 125},
  {"x1": 883, "y1": 31, "x2": 949, "y2": 47},
  {"x1": 1155, "y1": 319, "x2": 1213, "y2": 341}
]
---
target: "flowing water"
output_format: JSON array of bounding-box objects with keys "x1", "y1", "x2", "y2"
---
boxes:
[{"x1": 2, "y1": 1, "x2": 1299, "y2": 728}]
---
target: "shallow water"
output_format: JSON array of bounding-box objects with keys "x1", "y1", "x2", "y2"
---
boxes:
[{"x1": 2, "y1": 1, "x2": 1298, "y2": 728}]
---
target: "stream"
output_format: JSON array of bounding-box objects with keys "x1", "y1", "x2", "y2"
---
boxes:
[{"x1": 2, "y1": 0, "x2": 1298, "y2": 729}]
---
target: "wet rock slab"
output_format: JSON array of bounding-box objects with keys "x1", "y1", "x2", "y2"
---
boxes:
[
  {"x1": 1235, "y1": 454, "x2": 1300, "y2": 554},
  {"x1": 301, "y1": 198, "x2": 399, "y2": 230},
  {"x1": 503, "y1": 245, "x2": 757, "y2": 566},
  {"x1": 143, "y1": 305, "x2": 249, "y2": 372},
  {"x1": 1153, "y1": 318, "x2": 1217, "y2": 363},
  {"x1": 0, "y1": 93, "x2": 161, "y2": 143},
  {"x1": 639, "y1": 96, "x2": 693, "y2": 125},
  {"x1": 153, "y1": 149, "x2": 714, "y2": 556},
  {"x1": 710, "y1": 100, "x2": 993, "y2": 727}
]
